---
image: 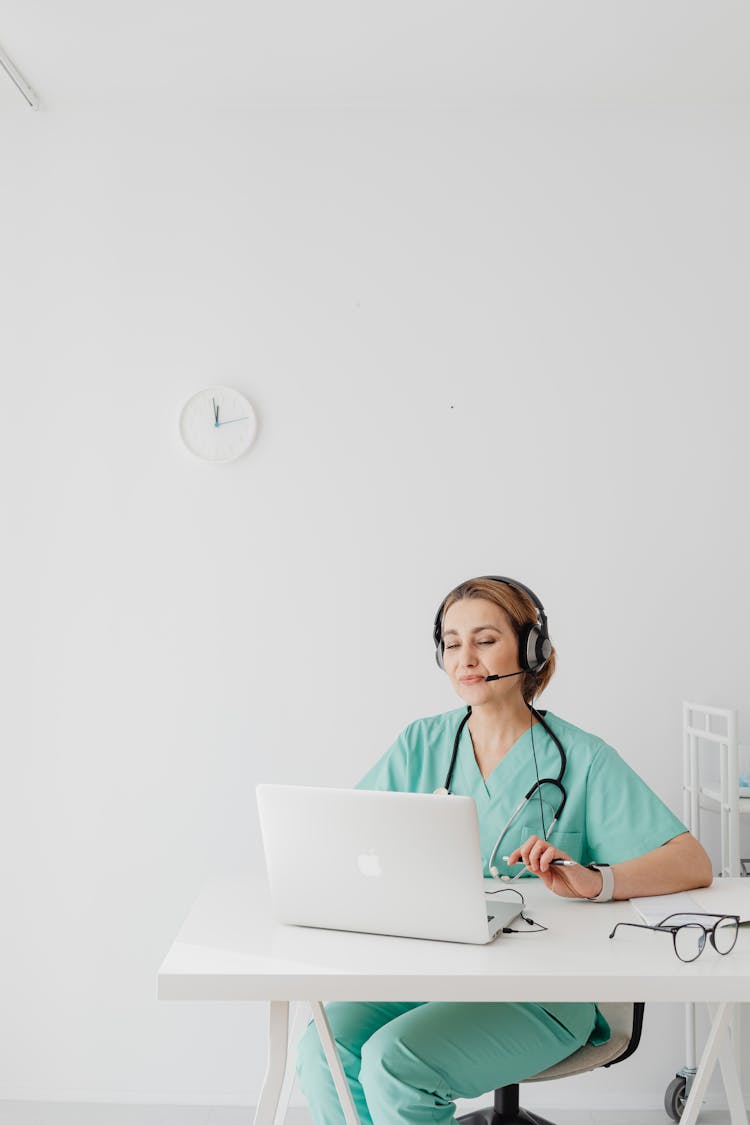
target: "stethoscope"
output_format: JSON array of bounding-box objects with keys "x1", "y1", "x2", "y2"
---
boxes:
[{"x1": 434, "y1": 706, "x2": 567, "y2": 878}]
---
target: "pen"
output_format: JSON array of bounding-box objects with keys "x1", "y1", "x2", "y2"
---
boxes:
[{"x1": 502, "y1": 855, "x2": 578, "y2": 868}]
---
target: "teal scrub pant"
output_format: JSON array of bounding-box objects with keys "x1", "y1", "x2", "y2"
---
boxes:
[{"x1": 296, "y1": 1000, "x2": 598, "y2": 1125}]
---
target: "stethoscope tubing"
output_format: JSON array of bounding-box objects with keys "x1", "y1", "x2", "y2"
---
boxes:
[{"x1": 438, "y1": 705, "x2": 568, "y2": 877}]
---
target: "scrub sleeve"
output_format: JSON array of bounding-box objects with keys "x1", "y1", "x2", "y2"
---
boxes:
[{"x1": 297, "y1": 710, "x2": 687, "y2": 1124}]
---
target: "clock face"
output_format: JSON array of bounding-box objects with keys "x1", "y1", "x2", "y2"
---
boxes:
[{"x1": 179, "y1": 386, "x2": 258, "y2": 463}]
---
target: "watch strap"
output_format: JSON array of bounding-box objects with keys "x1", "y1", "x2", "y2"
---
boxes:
[{"x1": 586, "y1": 862, "x2": 614, "y2": 902}]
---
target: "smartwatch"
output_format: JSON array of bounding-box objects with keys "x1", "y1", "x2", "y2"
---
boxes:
[{"x1": 585, "y1": 862, "x2": 614, "y2": 902}]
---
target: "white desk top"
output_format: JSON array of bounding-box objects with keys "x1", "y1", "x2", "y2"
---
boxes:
[{"x1": 158, "y1": 876, "x2": 750, "y2": 1005}]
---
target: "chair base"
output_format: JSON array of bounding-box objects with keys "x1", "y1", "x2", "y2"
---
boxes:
[
  {"x1": 457, "y1": 1084, "x2": 557, "y2": 1125},
  {"x1": 457, "y1": 1111, "x2": 556, "y2": 1125}
]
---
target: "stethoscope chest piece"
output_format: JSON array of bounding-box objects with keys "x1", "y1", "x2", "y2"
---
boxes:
[{"x1": 433, "y1": 787, "x2": 449, "y2": 796}]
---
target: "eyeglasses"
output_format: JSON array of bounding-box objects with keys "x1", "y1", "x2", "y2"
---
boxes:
[{"x1": 609, "y1": 912, "x2": 740, "y2": 963}]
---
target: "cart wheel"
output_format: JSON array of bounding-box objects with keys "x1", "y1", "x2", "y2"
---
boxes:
[{"x1": 664, "y1": 1076, "x2": 687, "y2": 1121}]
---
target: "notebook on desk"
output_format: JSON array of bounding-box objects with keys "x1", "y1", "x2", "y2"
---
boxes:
[
  {"x1": 632, "y1": 887, "x2": 750, "y2": 926},
  {"x1": 256, "y1": 784, "x2": 522, "y2": 944}
]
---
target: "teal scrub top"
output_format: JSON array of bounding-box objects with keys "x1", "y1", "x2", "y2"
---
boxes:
[
  {"x1": 356, "y1": 708, "x2": 687, "y2": 877},
  {"x1": 356, "y1": 708, "x2": 687, "y2": 1049}
]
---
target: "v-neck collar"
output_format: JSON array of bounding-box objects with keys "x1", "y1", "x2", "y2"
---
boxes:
[{"x1": 458, "y1": 713, "x2": 541, "y2": 801}]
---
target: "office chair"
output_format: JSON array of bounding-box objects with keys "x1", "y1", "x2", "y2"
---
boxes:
[{"x1": 457, "y1": 1002, "x2": 645, "y2": 1125}]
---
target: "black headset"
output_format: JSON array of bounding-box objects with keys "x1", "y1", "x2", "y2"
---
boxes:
[{"x1": 432, "y1": 575, "x2": 552, "y2": 674}]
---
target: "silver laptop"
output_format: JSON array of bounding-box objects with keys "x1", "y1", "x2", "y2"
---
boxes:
[{"x1": 256, "y1": 784, "x2": 522, "y2": 944}]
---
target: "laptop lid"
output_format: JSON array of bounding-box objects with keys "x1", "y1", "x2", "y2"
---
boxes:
[{"x1": 256, "y1": 784, "x2": 521, "y2": 944}]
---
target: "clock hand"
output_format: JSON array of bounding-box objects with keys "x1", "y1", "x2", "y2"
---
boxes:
[
  {"x1": 213, "y1": 398, "x2": 219, "y2": 426},
  {"x1": 217, "y1": 416, "x2": 250, "y2": 426}
]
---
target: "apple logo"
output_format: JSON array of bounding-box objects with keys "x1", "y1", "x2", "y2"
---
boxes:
[{"x1": 357, "y1": 850, "x2": 383, "y2": 878}]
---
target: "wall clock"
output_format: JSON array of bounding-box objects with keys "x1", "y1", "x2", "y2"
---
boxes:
[{"x1": 179, "y1": 386, "x2": 258, "y2": 463}]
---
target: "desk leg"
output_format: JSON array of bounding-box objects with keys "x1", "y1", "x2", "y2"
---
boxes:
[
  {"x1": 253, "y1": 1001, "x2": 289, "y2": 1125},
  {"x1": 273, "y1": 1002, "x2": 310, "y2": 1125},
  {"x1": 310, "y1": 1001, "x2": 361, "y2": 1125},
  {"x1": 679, "y1": 1003, "x2": 748, "y2": 1125},
  {"x1": 714, "y1": 1004, "x2": 748, "y2": 1125}
]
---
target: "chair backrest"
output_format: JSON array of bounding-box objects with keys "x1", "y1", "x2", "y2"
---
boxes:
[
  {"x1": 601, "y1": 1000, "x2": 644, "y2": 1065},
  {"x1": 525, "y1": 1002, "x2": 644, "y2": 1083}
]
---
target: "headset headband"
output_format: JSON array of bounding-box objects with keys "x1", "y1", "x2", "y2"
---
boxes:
[{"x1": 483, "y1": 575, "x2": 547, "y2": 623}]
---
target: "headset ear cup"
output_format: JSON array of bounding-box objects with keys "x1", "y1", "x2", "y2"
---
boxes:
[
  {"x1": 530, "y1": 629, "x2": 552, "y2": 672},
  {"x1": 433, "y1": 599, "x2": 447, "y2": 670},
  {"x1": 517, "y1": 623, "x2": 533, "y2": 672},
  {"x1": 519, "y1": 624, "x2": 551, "y2": 673}
]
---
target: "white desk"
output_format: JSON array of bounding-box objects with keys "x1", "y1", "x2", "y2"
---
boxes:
[{"x1": 158, "y1": 876, "x2": 750, "y2": 1125}]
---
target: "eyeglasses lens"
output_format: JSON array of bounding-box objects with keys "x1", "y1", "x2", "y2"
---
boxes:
[
  {"x1": 714, "y1": 917, "x2": 739, "y2": 954},
  {"x1": 674, "y1": 923, "x2": 706, "y2": 962}
]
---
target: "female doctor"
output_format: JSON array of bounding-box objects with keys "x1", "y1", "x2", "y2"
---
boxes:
[{"x1": 296, "y1": 575, "x2": 712, "y2": 1125}]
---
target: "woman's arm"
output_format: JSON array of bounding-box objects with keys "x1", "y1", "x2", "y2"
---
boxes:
[
  {"x1": 604, "y1": 831, "x2": 713, "y2": 900},
  {"x1": 506, "y1": 831, "x2": 713, "y2": 900}
]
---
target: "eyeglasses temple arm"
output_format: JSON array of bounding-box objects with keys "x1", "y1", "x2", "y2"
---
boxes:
[{"x1": 608, "y1": 921, "x2": 674, "y2": 939}]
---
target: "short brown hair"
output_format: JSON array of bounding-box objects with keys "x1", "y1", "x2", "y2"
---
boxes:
[{"x1": 439, "y1": 577, "x2": 556, "y2": 703}]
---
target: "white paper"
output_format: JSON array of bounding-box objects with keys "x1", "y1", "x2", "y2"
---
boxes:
[
  {"x1": 693, "y1": 884, "x2": 750, "y2": 923},
  {"x1": 630, "y1": 893, "x2": 705, "y2": 927}
]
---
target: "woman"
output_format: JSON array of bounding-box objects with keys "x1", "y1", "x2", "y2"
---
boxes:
[{"x1": 297, "y1": 576, "x2": 712, "y2": 1124}]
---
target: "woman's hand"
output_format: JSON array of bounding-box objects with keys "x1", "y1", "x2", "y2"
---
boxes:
[{"x1": 505, "y1": 835, "x2": 603, "y2": 900}]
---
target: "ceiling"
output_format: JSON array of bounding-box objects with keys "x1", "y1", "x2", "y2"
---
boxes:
[{"x1": 2, "y1": 0, "x2": 750, "y2": 111}]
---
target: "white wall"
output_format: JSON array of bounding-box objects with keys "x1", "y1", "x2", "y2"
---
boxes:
[{"x1": 1, "y1": 103, "x2": 749, "y2": 1110}]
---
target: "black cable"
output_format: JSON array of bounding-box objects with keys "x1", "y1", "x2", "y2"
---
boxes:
[
  {"x1": 504, "y1": 915, "x2": 549, "y2": 934},
  {"x1": 527, "y1": 676, "x2": 548, "y2": 840},
  {"x1": 486, "y1": 886, "x2": 548, "y2": 933}
]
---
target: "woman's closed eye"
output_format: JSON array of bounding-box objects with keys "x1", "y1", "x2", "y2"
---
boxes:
[{"x1": 445, "y1": 639, "x2": 495, "y2": 649}]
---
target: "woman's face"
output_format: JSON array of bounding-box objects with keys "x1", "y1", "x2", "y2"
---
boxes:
[{"x1": 441, "y1": 597, "x2": 523, "y2": 706}]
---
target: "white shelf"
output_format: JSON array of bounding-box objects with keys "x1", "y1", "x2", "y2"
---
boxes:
[{"x1": 699, "y1": 786, "x2": 750, "y2": 811}]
